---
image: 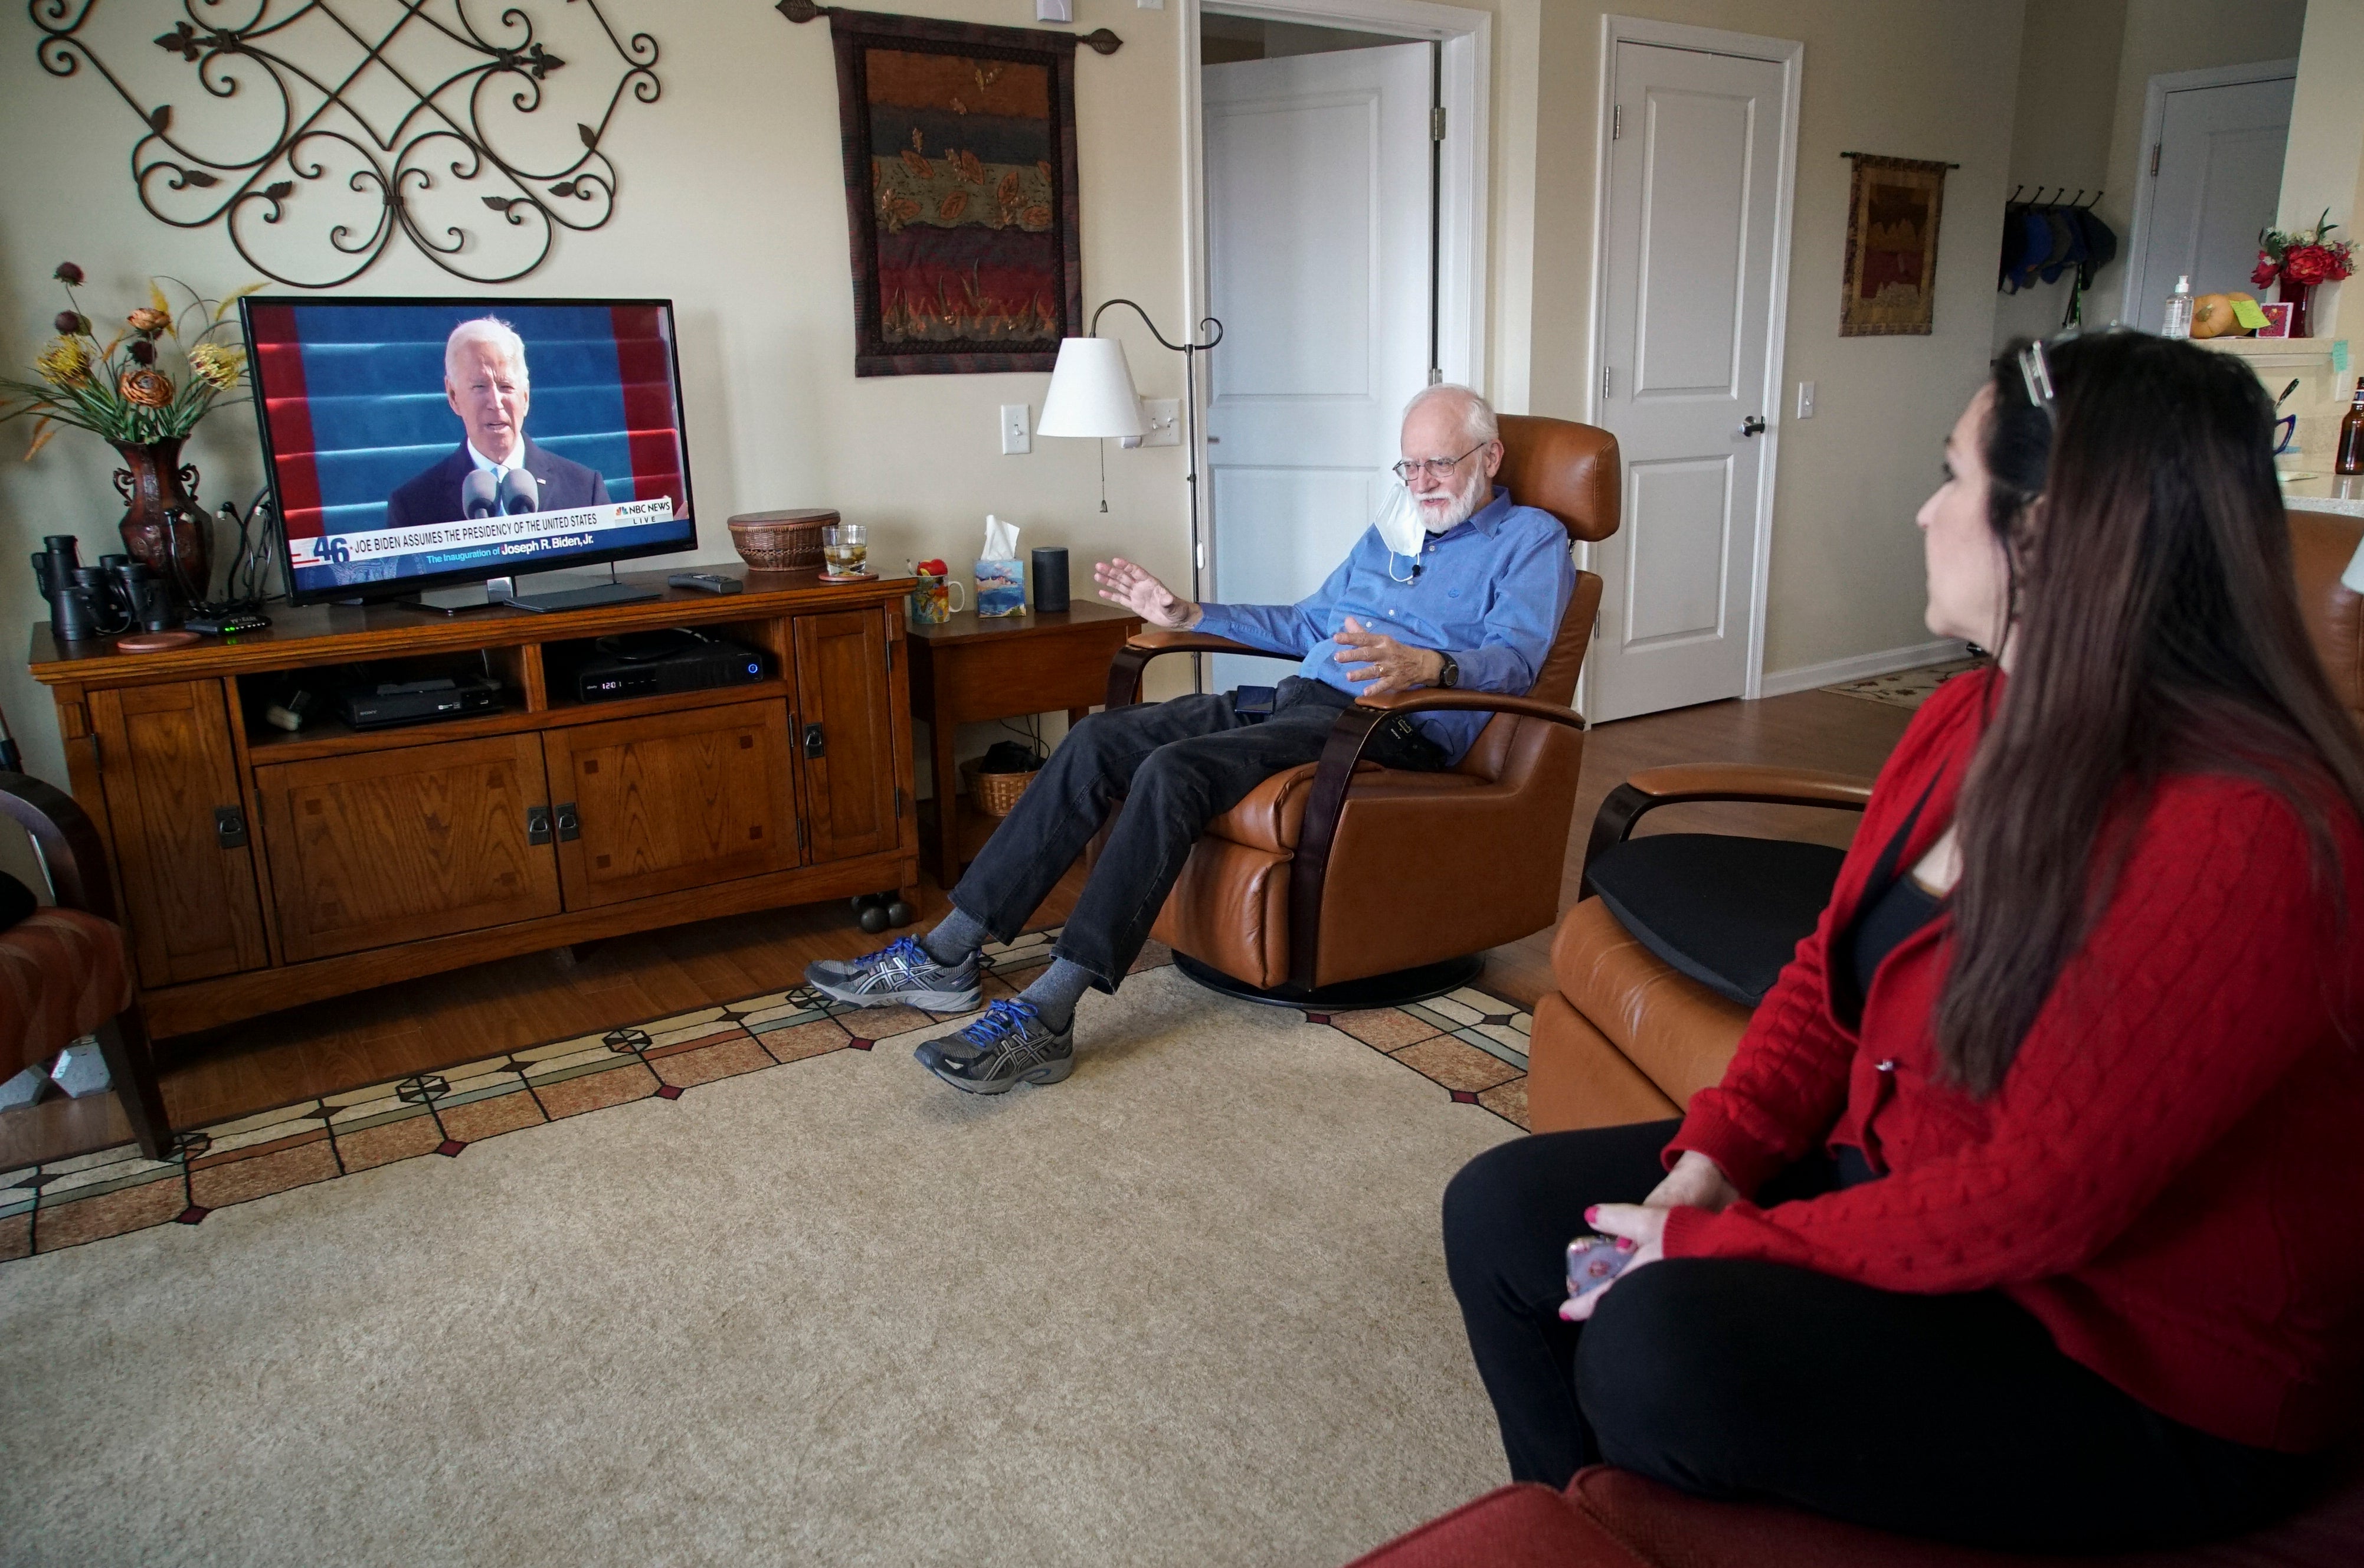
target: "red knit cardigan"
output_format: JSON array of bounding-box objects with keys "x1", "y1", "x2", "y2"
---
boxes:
[{"x1": 1663, "y1": 669, "x2": 2364, "y2": 1452}]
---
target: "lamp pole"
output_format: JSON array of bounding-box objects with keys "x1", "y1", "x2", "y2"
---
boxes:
[{"x1": 1088, "y1": 299, "x2": 1223, "y2": 601}]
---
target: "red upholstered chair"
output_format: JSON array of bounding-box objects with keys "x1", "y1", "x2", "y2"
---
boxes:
[{"x1": 1, "y1": 772, "x2": 173, "y2": 1159}]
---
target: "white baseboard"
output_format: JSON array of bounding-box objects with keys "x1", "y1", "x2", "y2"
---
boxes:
[{"x1": 1756, "y1": 637, "x2": 1970, "y2": 698}]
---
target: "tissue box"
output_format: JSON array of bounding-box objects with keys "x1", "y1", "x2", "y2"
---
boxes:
[{"x1": 975, "y1": 558, "x2": 1026, "y2": 617}]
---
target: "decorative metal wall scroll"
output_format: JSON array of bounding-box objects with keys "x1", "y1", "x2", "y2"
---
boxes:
[{"x1": 29, "y1": 1, "x2": 663, "y2": 288}]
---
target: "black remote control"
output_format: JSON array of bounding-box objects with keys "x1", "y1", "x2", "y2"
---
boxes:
[{"x1": 667, "y1": 571, "x2": 744, "y2": 595}]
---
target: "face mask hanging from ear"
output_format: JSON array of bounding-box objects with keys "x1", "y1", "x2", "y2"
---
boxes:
[{"x1": 1371, "y1": 475, "x2": 1426, "y2": 559}]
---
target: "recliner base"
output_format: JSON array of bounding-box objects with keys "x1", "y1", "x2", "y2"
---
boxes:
[{"x1": 1172, "y1": 951, "x2": 1483, "y2": 1010}]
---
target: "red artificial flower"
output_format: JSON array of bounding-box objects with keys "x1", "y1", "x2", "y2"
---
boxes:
[
  {"x1": 53, "y1": 262, "x2": 84, "y2": 286},
  {"x1": 2284, "y1": 245, "x2": 2332, "y2": 286},
  {"x1": 2252, "y1": 251, "x2": 2280, "y2": 289}
]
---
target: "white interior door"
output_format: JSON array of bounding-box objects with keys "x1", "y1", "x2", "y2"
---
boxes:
[
  {"x1": 1590, "y1": 41, "x2": 1787, "y2": 722},
  {"x1": 2125, "y1": 67, "x2": 2296, "y2": 329},
  {"x1": 1203, "y1": 40, "x2": 1434, "y2": 695}
]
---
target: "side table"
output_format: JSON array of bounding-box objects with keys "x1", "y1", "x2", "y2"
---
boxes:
[{"x1": 906, "y1": 600, "x2": 1142, "y2": 883}]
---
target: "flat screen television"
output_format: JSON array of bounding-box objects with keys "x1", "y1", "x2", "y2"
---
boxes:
[{"x1": 240, "y1": 296, "x2": 696, "y2": 607}]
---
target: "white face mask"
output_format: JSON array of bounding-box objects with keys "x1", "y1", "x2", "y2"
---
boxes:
[{"x1": 1372, "y1": 476, "x2": 1427, "y2": 558}]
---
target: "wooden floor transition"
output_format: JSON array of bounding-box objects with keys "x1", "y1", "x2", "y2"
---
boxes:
[{"x1": 2, "y1": 688, "x2": 1913, "y2": 1170}]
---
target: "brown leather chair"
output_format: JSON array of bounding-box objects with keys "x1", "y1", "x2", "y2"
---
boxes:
[
  {"x1": 1527, "y1": 505, "x2": 2364, "y2": 1133},
  {"x1": 1101, "y1": 415, "x2": 1620, "y2": 1005}
]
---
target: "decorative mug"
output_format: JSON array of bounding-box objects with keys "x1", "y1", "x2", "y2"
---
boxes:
[{"x1": 908, "y1": 573, "x2": 967, "y2": 624}]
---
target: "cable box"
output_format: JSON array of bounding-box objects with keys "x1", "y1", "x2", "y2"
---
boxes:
[
  {"x1": 569, "y1": 628, "x2": 768, "y2": 702},
  {"x1": 341, "y1": 675, "x2": 503, "y2": 731}
]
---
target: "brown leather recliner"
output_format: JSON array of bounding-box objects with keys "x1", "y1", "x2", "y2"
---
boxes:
[
  {"x1": 1102, "y1": 415, "x2": 1621, "y2": 1005},
  {"x1": 1527, "y1": 506, "x2": 2364, "y2": 1134}
]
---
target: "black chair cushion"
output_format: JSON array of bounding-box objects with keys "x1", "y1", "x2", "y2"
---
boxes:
[
  {"x1": 0, "y1": 871, "x2": 33, "y2": 932},
  {"x1": 1586, "y1": 834, "x2": 1846, "y2": 1006}
]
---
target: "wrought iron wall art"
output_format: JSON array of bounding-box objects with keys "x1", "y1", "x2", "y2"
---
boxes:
[{"x1": 29, "y1": 1, "x2": 663, "y2": 288}]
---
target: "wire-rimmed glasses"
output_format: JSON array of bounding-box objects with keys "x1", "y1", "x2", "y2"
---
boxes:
[{"x1": 1391, "y1": 443, "x2": 1489, "y2": 484}]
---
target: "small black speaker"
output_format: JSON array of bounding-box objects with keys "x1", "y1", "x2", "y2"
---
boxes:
[{"x1": 1032, "y1": 545, "x2": 1070, "y2": 613}]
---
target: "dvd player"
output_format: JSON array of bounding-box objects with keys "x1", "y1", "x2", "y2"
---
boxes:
[
  {"x1": 341, "y1": 675, "x2": 503, "y2": 731},
  {"x1": 570, "y1": 628, "x2": 768, "y2": 702}
]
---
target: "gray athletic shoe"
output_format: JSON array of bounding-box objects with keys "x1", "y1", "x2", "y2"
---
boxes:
[
  {"x1": 913, "y1": 1000, "x2": 1075, "y2": 1094},
  {"x1": 805, "y1": 937, "x2": 980, "y2": 1012}
]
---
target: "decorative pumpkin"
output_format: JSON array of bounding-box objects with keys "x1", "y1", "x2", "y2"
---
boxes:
[{"x1": 2191, "y1": 293, "x2": 2235, "y2": 338}]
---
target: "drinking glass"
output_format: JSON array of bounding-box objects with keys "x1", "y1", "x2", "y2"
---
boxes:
[{"x1": 822, "y1": 522, "x2": 869, "y2": 576}]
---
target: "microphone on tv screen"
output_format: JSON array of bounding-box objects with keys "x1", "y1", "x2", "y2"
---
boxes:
[
  {"x1": 461, "y1": 469, "x2": 499, "y2": 519},
  {"x1": 499, "y1": 467, "x2": 538, "y2": 516}
]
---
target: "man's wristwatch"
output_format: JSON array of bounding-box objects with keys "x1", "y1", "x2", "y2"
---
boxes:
[{"x1": 1436, "y1": 652, "x2": 1460, "y2": 689}]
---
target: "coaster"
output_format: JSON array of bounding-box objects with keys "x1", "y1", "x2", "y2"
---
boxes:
[
  {"x1": 114, "y1": 630, "x2": 203, "y2": 653},
  {"x1": 819, "y1": 568, "x2": 877, "y2": 584}
]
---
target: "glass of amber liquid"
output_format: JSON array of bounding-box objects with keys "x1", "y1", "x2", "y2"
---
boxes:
[{"x1": 822, "y1": 522, "x2": 869, "y2": 576}]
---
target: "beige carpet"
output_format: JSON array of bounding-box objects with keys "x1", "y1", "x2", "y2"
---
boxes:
[{"x1": 0, "y1": 963, "x2": 1525, "y2": 1567}]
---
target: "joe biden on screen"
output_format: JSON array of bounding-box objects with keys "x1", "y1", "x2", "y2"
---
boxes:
[{"x1": 382, "y1": 316, "x2": 608, "y2": 532}]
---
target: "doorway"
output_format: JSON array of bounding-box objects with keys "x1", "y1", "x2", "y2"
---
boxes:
[
  {"x1": 2120, "y1": 60, "x2": 2298, "y2": 331},
  {"x1": 1586, "y1": 19, "x2": 1801, "y2": 722}
]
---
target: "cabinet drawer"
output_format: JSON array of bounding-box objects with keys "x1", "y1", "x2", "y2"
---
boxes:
[
  {"x1": 542, "y1": 699, "x2": 800, "y2": 910},
  {"x1": 253, "y1": 733, "x2": 562, "y2": 963}
]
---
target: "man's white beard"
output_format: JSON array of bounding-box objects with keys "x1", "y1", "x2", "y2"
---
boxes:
[{"x1": 1418, "y1": 464, "x2": 1491, "y2": 533}]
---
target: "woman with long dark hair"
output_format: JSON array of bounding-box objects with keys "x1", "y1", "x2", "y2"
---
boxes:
[{"x1": 1443, "y1": 331, "x2": 2364, "y2": 1551}]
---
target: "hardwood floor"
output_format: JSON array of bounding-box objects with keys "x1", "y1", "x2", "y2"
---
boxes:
[{"x1": 1, "y1": 687, "x2": 1913, "y2": 1170}]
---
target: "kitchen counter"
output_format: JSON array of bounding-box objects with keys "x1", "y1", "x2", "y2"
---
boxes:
[{"x1": 2278, "y1": 472, "x2": 2364, "y2": 518}]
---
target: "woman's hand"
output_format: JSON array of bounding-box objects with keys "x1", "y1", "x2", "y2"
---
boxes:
[
  {"x1": 1643, "y1": 1150, "x2": 1740, "y2": 1214},
  {"x1": 1560, "y1": 1153, "x2": 1737, "y2": 1321},
  {"x1": 1094, "y1": 558, "x2": 1200, "y2": 629}
]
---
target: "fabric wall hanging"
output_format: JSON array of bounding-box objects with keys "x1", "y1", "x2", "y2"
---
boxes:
[
  {"x1": 806, "y1": 8, "x2": 1093, "y2": 375},
  {"x1": 1839, "y1": 153, "x2": 1952, "y2": 338}
]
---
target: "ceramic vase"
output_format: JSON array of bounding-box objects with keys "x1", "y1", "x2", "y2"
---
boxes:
[
  {"x1": 2278, "y1": 276, "x2": 2317, "y2": 339},
  {"x1": 110, "y1": 438, "x2": 210, "y2": 604}
]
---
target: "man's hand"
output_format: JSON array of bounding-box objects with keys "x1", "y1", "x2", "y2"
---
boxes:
[
  {"x1": 1334, "y1": 617, "x2": 1443, "y2": 696},
  {"x1": 1560, "y1": 1154, "x2": 1736, "y2": 1322},
  {"x1": 1094, "y1": 558, "x2": 1199, "y2": 630}
]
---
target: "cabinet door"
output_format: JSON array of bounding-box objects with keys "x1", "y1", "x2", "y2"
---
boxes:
[
  {"x1": 543, "y1": 699, "x2": 799, "y2": 910},
  {"x1": 252, "y1": 734, "x2": 562, "y2": 963},
  {"x1": 793, "y1": 608, "x2": 901, "y2": 863},
  {"x1": 89, "y1": 680, "x2": 270, "y2": 987}
]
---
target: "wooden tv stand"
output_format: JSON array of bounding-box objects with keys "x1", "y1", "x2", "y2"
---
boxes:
[{"x1": 27, "y1": 567, "x2": 919, "y2": 1039}]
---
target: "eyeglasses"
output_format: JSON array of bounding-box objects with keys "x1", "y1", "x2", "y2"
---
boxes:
[{"x1": 1392, "y1": 443, "x2": 1489, "y2": 483}]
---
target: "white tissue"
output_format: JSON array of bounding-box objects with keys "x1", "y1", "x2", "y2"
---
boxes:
[{"x1": 984, "y1": 515, "x2": 1020, "y2": 559}]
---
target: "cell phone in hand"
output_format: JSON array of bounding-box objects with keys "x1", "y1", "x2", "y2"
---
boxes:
[{"x1": 1566, "y1": 1234, "x2": 1633, "y2": 1301}]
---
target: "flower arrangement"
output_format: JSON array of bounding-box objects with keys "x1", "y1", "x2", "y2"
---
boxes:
[
  {"x1": 0, "y1": 263, "x2": 257, "y2": 459},
  {"x1": 2252, "y1": 211, "x2": 2358, "y2": 290}
]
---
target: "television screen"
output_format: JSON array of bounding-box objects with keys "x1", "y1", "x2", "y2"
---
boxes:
[{"x1": 241, "y1": 297, "x2": 695, "y2": 604}]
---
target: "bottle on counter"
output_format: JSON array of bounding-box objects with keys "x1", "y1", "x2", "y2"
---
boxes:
[
  {"x1": 2162, "y1": 275, "x2": 2194, "y2": 338},
  {"x1": 2338, "y1": 378, "x2": 2364, "y2": 476}
]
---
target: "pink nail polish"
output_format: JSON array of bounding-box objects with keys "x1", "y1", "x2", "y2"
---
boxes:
[
  {"x1": 1584, "y1": 1206, "x2": 1599, "y2": 1224},
  {"x1": 1616, "y1": 1238, "x2": 1636, "y2": 1252}
]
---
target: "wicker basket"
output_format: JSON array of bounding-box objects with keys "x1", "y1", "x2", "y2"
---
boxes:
[
  {"x1": 962, "y1": 758, "x2": 1038, "y2": 818},
  {"x1": 727, "y1": 508, "x2": 836, "y2": 572}
]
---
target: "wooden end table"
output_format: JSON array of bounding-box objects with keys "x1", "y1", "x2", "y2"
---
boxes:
[{"x1": 905, "y1": 600, "x2": 1142, "y2": 883}]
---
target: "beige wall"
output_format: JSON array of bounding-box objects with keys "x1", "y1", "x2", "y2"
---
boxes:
[
  {"x1": 1525, "y1": 0, "x2": 2030, "y2": 675},
  {"x1": 1992, "y1": 0, "x2": 2127, "y2": 351},
  {"x1": 0, "y1": 1, "x2": 1191, "y2": 790}
]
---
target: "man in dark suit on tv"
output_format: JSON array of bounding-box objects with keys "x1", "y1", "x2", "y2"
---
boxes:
[{"x1": 383, "y1": 316, "x2": 608, "y2": 532}]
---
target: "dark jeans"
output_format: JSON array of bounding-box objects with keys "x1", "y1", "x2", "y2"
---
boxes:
[
  {"x1": 1442, "y1": 1120, "x2": 2320, "y2": 1552},
  {"x1": 949, "y1": 677, "x2": 1440, "y2": 989}
]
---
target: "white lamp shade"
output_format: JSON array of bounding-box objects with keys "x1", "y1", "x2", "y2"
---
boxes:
[
  {"x1": 2346, "y1": 532, "x2": 2364, "y2": 594},
  {"x1": 1038, "y1": 336, "x2": 1146, "y2": 438}
]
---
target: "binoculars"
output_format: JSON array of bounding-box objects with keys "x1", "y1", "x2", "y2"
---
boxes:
[{"x1": 31, "y1": 535, "x2": 181, "y2": 643}]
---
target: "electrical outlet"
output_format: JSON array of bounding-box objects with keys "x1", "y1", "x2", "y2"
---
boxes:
[
  {"x1": 1795, "y1": 381, "x2": 1816, "y2": 420},
  {"x1": 1138, "y1": 0, "x2": 1164, "y2": 8},
  {"x1": 1000, "y1": 403, "x2": 1032, "y2": 455},
  {"x1": 1034, "y1": 0, "x2": 1072, "y2": 19},
  {"x1": 1137, "y1": 399, "x2": 1181, "y2": 447}
]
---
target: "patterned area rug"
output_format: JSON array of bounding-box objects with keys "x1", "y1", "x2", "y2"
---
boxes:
[
  {"x1": 1, "y1": 931, "x2": 1534, "y2": 1264},
  {"x1": 1823, "y1": 654, "x2": 1987, "y2": 709}
]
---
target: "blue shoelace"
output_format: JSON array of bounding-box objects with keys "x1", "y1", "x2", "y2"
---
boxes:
[
  {"x1": 860, "y1": 935, "x2": 934, "y2": 972},
  {"x1": 961, "y1": 998, "x2": 1042, "y2": 1043}
]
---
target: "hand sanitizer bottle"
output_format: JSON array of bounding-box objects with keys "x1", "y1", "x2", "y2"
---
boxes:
[{"x1": 2162, "y1": 275, "x2": 2194, "y2": 338}]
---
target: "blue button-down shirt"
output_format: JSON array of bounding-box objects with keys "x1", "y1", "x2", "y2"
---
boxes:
[{"x1": 1194, "y1": 486, "x2": 1576, "y2": 764}]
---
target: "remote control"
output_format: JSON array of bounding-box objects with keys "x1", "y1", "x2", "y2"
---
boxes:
[{"x1": 668, "y1": 572, "x2": 744, "y2": 595}]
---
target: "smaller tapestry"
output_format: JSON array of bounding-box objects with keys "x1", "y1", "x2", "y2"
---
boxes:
[
  {"x1": 829, "y1": 9, "x2": 1083, "y2": 375},
  {"x1": 1841, "y1": 155, "x2": 1949, "y2": 337}
]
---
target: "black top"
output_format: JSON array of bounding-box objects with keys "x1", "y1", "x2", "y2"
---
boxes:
[{"x1": 1838, "y1": 872, "x2": 1943, "y2": 1028}]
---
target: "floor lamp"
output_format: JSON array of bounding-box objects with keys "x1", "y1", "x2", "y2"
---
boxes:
[{"x1": 1037, "y1": 299, "x2": 1223, "y2": 603}]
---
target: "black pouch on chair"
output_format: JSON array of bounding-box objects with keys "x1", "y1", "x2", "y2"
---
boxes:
[
  {"x1": 1231, "y1": 685, "x2": 1277, "y2": 722},
  {"x1": 1, "y1": 871, "x2": 35, "y2": 932},
  {"x1": 1366, "y1": 713, "x2": 1448, "y2": 772}
]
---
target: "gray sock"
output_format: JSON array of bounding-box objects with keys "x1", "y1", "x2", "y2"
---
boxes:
[
  {"x1": 1019, "y1": 958, "x2": 1097, "y2": 1032},
  {"x1": 920, "y1": 906, "x2": 988, "y2": 968}
]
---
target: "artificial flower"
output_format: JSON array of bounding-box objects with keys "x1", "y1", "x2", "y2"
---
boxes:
[
  {"x1": 34, "y1": 336, "x2": 90, "y2": 388},
  {"x1": 187, "y1": 341, "x2": 244, "y2": 391},
  {"x1": 2252, "y1": 251, "x2": 2278, "y2": 289},
  {"x1": 118, "y1": 366, "x2": 173, "y2": 408},
  {"x1": 127, "y1": 338, "x2": 157, "y2": 366},
  {"x1": 53, "y1": 261, "x2": 84, "y2": 286},
  {"x1": 54, "y1": 310, "x2": 87, "y2": 336},
  {"x1": 127, "y1": 306, "x2": 172, "y2": 336}
]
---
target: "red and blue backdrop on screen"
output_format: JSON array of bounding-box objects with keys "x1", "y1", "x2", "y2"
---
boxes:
[{"x1": 241, "y1": 298, "x2": 694, "y2": 601}]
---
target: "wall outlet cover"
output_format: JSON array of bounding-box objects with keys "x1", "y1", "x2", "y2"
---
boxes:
[
  {"x1": 1137, "y1": 398, "x2": 1181, "y2": 447},
  {"x1": 1034, "y1": 0, "x2": 1073, "y2": 20},
  {"x1": 1000, "y1": 402, "x2": 1032, "y2": 456}
]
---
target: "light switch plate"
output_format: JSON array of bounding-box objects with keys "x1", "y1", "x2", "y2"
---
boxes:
[
  {"x1": 1795, "y1": 381, "x2": 1816, "y2": 419},
  {"x1": 1034, "y1": 0, "x2": 1072, "y2": 20},
  {"x1": 1137, "y1": 398, "x2": 1181, "y2": 447},
  {"x1": 1138, "y1": 0, "x2": 1164, "y2": 9},
  {"x1": 1000, "y1": 403, "x2": 1032, "y2": 455}
]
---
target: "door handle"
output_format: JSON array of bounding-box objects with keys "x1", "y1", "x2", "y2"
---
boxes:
[
  {"x1": 1740, "y1": 415, "x2": 1767, "y2": 438},
  {"x1": 554, "y1": 802, "x2": 580, "y2": 843},
  {"x1": 214, "y1": 805, "x2": 248, "y2": 850},
  {"x1": 803, "y1": 723, "x2": 826, "y2": 760},
  {"x1": 527, "y1": 805, "x2": 553, "y2": 846}
]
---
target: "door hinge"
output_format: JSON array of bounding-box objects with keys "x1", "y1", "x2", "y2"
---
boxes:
[
  {"x1": 214, "y1": 804, "x2": 248, "y2": 850},
  {"x1": 1431, "y1": 105, "x2": 1446, "y2": 142},
  {"x1": 554, "y1": 802, "x2": 580, "y2": 843},
  {"x1": 794, "y1": 816, "x2": 805, "y2": 849},
  {"x1": 1600, "y1": 365, "x2": 1612, "y2": 401},
  {"x1": 2150, "y1": 142, "x2": 2160, "y2": 177},
  {"x1": 526, "y1": 805, "x2": 553, "y2": 846},
  {"x1": 884, "y1": 631, "x2": 895, "y2": 674},
  {"x1": 1612, "y1": 103, "x2": 1623, "y2": 141}
]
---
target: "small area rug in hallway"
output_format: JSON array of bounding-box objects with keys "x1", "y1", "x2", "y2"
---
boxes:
[{"x1": 1, "y1": 944, "x2": 1531, "y2": 1567}]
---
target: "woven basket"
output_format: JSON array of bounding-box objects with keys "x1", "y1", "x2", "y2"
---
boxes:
[
  {"x1": 727, "y1": 508, "x2": 836, "y2": 572},
  {"x1": 962, "y1": 760, "x2": 1037, "y2": 818}
]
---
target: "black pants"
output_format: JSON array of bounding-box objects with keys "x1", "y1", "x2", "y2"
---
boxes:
[
  {"x1": 950, "y1": 678, "x2": 1440, "y2": 989},
  {"x1": 1442, "y1": 1120, "x2": 2320, "y2": 1552}
]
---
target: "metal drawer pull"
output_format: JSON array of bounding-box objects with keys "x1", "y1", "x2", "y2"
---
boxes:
[
  {"x1": 527, "y1": 806, "x2": 553, "y2": 846},
  {"x1": 214, "y1": 805, "x2": 248, "y2": 849},
  {"x1": 555, "y1": 803, "x2": 580, "y2": 843},
  {"x1": 803, "y1": 723, "x2": 826, "y2": 760}
]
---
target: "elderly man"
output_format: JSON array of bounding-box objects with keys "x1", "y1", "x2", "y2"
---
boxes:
[
  {"x1": 808, "y1": 384, "x2": 1575, "y2": 1093},
  {"x1": 382, "y1": 316, "x2": 608, "y2": 532}
]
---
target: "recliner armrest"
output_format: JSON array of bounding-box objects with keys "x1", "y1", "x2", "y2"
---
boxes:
[
  {"x1": 1582, "y1": 763, "x2": 1875, "y2": 898},
  {"x1": 1351, "y1": 688, "x2": 1589, "y2": 731},
  {"x1": 1104, "y1": 630, "x2": 1297, "y2": 709},
  {"x1": 0, "y1": 771, "x2": 112, "y2": 920}
]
